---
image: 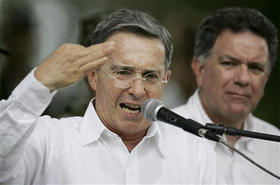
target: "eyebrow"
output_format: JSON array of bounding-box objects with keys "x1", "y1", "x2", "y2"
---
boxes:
[
  {"x1": 219, "y1": 55, "x2": 267, "y2": 67},
  {"x1": 218, "y1": 55, "x2": 240, "y2": 63},
  {"x1": 109, "y1": 64, "x2": 162, "y2": 74}
]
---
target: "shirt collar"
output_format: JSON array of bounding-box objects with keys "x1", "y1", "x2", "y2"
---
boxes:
[
  {"x1": 80, "y1": 99, "x2": 107, "y2": 146},
  {"x1": 144, "y1": 121, "x2": 166, "y2": 158},
  {"x1": 192, "y1": 89, "x2": 214, "y2": 125},
  {"x1": 235, "y1": 114, "x2": 255, "y2": 153},
  {"x1": 191, "y1": 90, "x2": 217, "y2": 149},
  {"x1": 79, "y1": 100, "x2": 166, "y2": 157}
]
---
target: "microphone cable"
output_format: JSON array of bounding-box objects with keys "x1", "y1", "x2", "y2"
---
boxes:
[{"x1": 218, "y1": 137, "x2": 280, "y2": 180}]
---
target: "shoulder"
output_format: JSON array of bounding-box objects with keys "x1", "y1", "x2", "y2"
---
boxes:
[
  {"x1": 156, "y1": 121, "x2": 216, "y2": 175},
  {"x1": 172, "y1": 103, "x2": 187, "y2": 113},
  {"x1": 157, "y1": 121, "x2": 214, "y2": 153},
  {"x1": 171, "y1": 91, "x2": 198, "y2": 117},
  {"x1": 251, "y1": 115, "x2": 280, "y2": 135},
  {"x1": 171, "y1": 103, "x2": 192, "y2": 117},
  {"x1": 38, "y1": 115, "x2": 82, "y2": 126},
  {"x1": 33, "y1": 115, "x2": 83, "y2": 138}
]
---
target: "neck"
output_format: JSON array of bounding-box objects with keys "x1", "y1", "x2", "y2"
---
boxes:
[
  {"x1": 226, "y1": 135, "x2": 241, "y2": 145},
  {"x1": 94, "y1": 101, "x2": 148, "y2": 152},
  {"x1": 105, "y1": 124, "x2": 148, "y2": 152},
  {"x1": 208, "y1": 114, "x2": 245, "y2": 145},
  {"x1": 121, "y1": 134, "x2": 146, "y2": 152}
]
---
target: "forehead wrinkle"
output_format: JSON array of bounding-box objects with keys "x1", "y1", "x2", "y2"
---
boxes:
[
  {"x1": 112, "y1": 48, "x2": 164, "y2": 69},
  {"x1": 107, "y1": 32, "x2": 166, "y2": 73}
]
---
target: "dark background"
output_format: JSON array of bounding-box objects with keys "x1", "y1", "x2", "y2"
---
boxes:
[{"x1": 0, "y1": 0, "x2": 279, "y2": 128}]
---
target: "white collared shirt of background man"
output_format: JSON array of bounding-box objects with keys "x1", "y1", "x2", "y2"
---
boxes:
[{"x1": 173, "y1": 90, "x2": 280, "y2": 184}]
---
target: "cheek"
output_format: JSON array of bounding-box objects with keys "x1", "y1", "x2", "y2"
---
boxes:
[
  {"x1": 96, "y1": 81, "x2": 119, "y2": 106},
  {"x1": 214, "y1": 68, "x2": 234, "y2": 88},
  {"x1": 147, "y1": 87, "x2": 165, "y2": 99},
  {"x1": 253, "y1": 78, "x2": 267, "y2": 98},
  {"x1": 202, "y1": 69, "x2": 225, "y2": 90}
]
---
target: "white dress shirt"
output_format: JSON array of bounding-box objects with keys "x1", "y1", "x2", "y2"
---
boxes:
[
  {"x1": 172, "y1": 90, "x2": 280, "y2": 185},
  {"x1": 0, "y1": 70, "x2": 217, "y2": 185}
]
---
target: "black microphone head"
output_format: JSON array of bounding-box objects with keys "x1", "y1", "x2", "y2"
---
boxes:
[{"x1": 141, "y1": 99, "x2": 164, "y2": 121}]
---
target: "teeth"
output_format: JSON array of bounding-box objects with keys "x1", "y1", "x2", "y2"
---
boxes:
[
  {"x1": 125, "y1": 103, "x2": 140, "y2": 109},
  {"x1": 120, "y1": 103, "x2": 141, "y2": 114},
  {"x1": 122, "y1": 107, "x2": 140, "y2": 114}
]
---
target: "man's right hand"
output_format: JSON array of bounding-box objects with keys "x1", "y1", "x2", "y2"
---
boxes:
[{"x1": 34, "y1": 41, "x2": 114, "y2": 91}]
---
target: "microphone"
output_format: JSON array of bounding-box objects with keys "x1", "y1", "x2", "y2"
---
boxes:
[{"x1": 141, "y1": 99, "x2": 220, "y2": 142}]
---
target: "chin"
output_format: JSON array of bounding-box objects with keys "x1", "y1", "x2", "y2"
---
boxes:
[
  {"x1": 225, "y1": 108, "x2": 249, "y2": 120},
  {"x1": 228, "y1": 103, "x2": 250, "y2": 112},
  {"x1": 120, "y1": 121, "x2": 148, "y2": 131},
  {"x1": 120, "y1": 127, "x2": 146, "y2": 135}
]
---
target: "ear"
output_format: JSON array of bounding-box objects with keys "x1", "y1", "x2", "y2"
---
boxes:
[
  {"x1": 163, "y1": 69, "x2": 172, "y2": 87},
  {"x1": 166, "y1": 69, "x2": 172, "y2": 81},
  {"x1": 264, "y1": 71, "x2": 270, "y2": 84},
  {"x1": 87, "y1": 70, "x2": 97, "y2": 91},
  {"x1": 191, "y1": 57, "x2": 205, "y2": 87}
]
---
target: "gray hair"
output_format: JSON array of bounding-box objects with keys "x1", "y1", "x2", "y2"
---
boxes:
[
  {"x1": 194, "y1": 7, "x2": 278, "y2": 71},
  {"x1": 90, "y1": 9, "x2": 173, "y2": 71}
]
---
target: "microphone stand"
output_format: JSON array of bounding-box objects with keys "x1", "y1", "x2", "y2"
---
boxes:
[
  {"x1": 205, "y1": 123, "x2": 280, "y2": 142},
  {"x1": 204, "y1": 123, "x2": 280, "y2": 180}
]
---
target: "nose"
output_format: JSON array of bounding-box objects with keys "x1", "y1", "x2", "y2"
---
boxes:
[
  {"x1": 234, "y1": 64, "x2": 250, "y2": 87},
  {"x1": 128, "y1": 78, "x2": 146, "y2": 99}
]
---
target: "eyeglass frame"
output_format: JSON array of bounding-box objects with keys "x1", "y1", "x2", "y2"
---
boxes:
[{"x1": 99, "y1": 66, "x2": 168, "y2": 89}]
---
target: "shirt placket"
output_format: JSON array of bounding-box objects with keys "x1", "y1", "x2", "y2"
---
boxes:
[{"x1": 125, "y1": 151, "x2": 139, "y2": 184}]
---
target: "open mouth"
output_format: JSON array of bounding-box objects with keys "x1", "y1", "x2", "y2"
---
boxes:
[{"x1": 120, "y1": 103, "x2": 141, "y2": 114}]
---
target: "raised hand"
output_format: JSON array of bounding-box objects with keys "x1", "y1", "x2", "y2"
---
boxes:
[{"x1": 35, "y1": 41, "x2": 114, "y2": 91}]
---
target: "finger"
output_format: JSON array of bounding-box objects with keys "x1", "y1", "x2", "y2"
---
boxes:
[
  {"x1": 86, "y1": 41, "x2": 115, "y2": 59},
  {"x1": 76, "y1": 41, "x2": 114, "y2": 67},
  {"x1": 80, "y1": 56, "x2": 109, "y2": 74},
  {"x1": 76, "y1": 50, "x2": 110, "y2": 69}
]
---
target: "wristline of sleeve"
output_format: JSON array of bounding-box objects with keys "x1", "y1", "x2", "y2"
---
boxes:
[{"x1": 9, "y1": 67, "x2": 57, "y2": 115}]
